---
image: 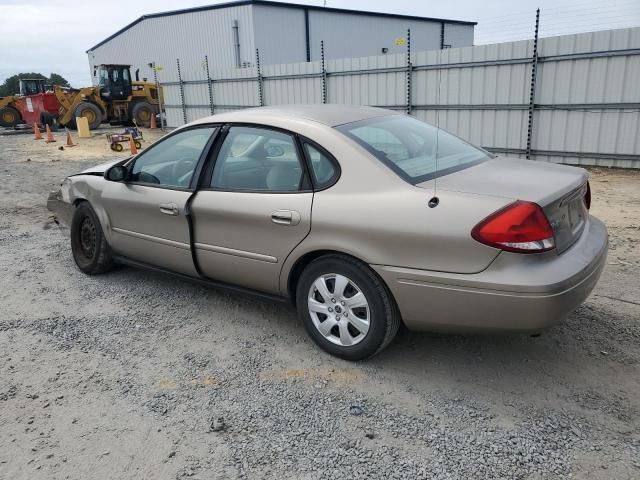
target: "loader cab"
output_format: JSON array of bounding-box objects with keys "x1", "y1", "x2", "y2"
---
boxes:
[
  {"x1": 18, "y1": 79, "x2": 46, "y2": 96},
  {"x1": 96, "y1": 64, "x2": 132, "y2": 101}
]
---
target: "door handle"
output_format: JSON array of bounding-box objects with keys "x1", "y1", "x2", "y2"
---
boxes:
[
  {"x1": 271, "y1": 210, "x2": 300, "y2": 226},
  {"x1": 159, "y1": 203, "x2": 179, "y2": 216}
]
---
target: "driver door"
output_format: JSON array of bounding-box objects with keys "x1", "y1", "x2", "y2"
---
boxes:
[{"x1": 101, "y1": 126, "x2": 217, "y2": 275}]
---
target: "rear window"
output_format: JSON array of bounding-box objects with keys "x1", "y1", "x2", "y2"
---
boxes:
[{"x1": 337, "y1": 115, "x2": 491, "y2": 184}]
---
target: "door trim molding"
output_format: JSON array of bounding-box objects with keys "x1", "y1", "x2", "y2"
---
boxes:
[
  {"x1": 112, "y1": 227, "x2": 190, "y2": 250},
  {"x1": 194, "y1": 242, "x2": 278, "y2": 263}
]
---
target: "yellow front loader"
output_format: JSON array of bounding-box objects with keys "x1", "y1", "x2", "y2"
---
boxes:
[{"x1": 55, "y1": 64, "x2": 162, "y2": 130}]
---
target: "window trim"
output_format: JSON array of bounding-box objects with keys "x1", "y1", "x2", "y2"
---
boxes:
[
  {"x1": 201, "y1": 123, "x2": 314, "y2": 195},
  {"x1": 122, "y1": 124, "x2": 221, "y2": 192},
  {"x1": 298, "y1": 135, "x2": 341, "y2": 191}
]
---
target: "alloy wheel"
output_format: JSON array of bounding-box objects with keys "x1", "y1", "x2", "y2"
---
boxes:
[{"x1": 307, "y1": 273, "x2": 370, "y2": 347}]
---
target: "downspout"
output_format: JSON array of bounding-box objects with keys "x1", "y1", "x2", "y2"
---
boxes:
[
  {"x1": 233, "y1": 19, "x2": 241, "y2": 67},
  {"x1": 304, "y1": 9, "x2": 311, "y2": 62}
]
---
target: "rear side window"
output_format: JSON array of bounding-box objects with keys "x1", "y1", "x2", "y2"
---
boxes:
[{"x1": 303, "y1": 143, "x2": 338, "y2": 189}]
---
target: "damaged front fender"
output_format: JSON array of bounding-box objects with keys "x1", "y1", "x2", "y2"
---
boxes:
[{"x1": 47, "y1": 178, "x2": 76, "y2": 227}]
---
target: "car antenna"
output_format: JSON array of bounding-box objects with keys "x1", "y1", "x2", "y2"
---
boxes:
[{"x1": 428, "y1": 45, "x2": 443, "y2": 209}]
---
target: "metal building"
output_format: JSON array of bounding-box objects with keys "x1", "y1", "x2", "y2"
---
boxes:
[{"x1": 86, "y1": 0, "x2": 475, "y2": 84}]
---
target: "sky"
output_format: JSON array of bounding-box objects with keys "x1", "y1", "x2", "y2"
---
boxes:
[{"x1": 1, "y1": 0, "x2": 639, "y2": 87}]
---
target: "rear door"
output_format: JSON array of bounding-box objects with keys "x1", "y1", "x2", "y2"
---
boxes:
[
  {"x1": 190, "y1": 125, "x2": 313, "y2": 294},
  {"x1": 101, "y1": 126, "x2": 217, "y2": 275}
]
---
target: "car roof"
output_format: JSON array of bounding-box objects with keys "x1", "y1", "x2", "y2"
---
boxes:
[{"x1": 190, "y1": 104, "x2": 397, "y2": 127}]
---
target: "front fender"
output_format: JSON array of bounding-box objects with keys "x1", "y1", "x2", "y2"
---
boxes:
[{"x1": 47, "y1": 176, "x2": 111, "y2": 243}]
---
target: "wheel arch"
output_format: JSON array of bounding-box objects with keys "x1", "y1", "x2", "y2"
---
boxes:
[
  {"x1": 284, "y1": 249, "x2": 397, "y2": 310},
  {"x1": 64, "y1": 176, "x2": 114, "y2": 242}
]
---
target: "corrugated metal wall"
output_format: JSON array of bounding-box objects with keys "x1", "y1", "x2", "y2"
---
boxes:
[
  {"x1": 89, "y1": 4, "x2": 475, "y2": 78},
  {"x1": 161, "y1": 27, "x2": 640, "y2": 168},
  {"x1": 307, "y1": 11, "x2": 455, "y2": 61},
  {"x1": 252, "y1": 5, "x2": 307, "y2": 65},
  {"x1": 88, "y1": 5, "x2": 256, "y2": 85}
]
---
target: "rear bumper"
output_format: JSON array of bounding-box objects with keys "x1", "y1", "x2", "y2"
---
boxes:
[
  {"x1": 47, "y1": 190, "x2": 74, "y2": 227},
  {"x1": 372, "y1": 216, "x2": 608, "y2": 333}
]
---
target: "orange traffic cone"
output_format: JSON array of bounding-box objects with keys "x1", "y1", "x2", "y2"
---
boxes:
[
  {"x1": 34, "y1": 122, "x2": 42, "y2": 140},
  {"x1": 149, "y1": 112, "x2": 157, "y2": 129},
  {"x1": 65, "y1": 129, "x2": 76, "y2": 147},
  {"x1": 45, "y1": 124, "x2": 56, "y2": 143},
  {"x1": 129, "y1": 134, "x2": 138, "y2": 155}
]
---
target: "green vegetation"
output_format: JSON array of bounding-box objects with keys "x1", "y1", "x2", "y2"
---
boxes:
[{"x1": 0, "y1": 73, "x2": 71, "y2": 96}]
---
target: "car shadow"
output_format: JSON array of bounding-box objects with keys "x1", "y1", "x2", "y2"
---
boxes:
[
  {"x1": 105, "y1": 265, "x2": 638, "y2": 403},
  {"x1": 362, "y1": 302, "x2": 639, "y2": 411}
]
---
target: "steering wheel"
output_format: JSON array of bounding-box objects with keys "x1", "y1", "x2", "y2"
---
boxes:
[{"x1": 171, "y1": 157, "x2": 196, "y2": 186}]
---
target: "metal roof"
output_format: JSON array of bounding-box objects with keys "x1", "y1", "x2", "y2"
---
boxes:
[{"x1": 87, "y1": 0, "x2": 477, "y2": 53}]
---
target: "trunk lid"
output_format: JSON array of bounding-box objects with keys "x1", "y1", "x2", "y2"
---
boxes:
[{"x1": 417, "y1": 157, "x2": 590, "y2": 253}]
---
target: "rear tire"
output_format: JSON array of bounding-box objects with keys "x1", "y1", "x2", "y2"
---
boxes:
[
  {"x1": 130, "y1": 102, "x2": 155, "y2": 128},
  {"x1": 0, "y1": 106, "x2": 21, "y2": 128},
  {"x1": 70, "y1": 202, "x2": 114, "y2": 274},
  {"x1": 73, "y1": 102, "x2": 102, "y2": 130},
  {"x1": 296, "y1": 254, "x2": 401, "y2": 360}
]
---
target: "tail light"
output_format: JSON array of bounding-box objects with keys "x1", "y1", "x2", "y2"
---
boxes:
[
  {"x1": 471, "y1": 201, "x2": 555, "y2": 254},
  {"x1": 584, "y1": 182, "x2": 591, "y2": 210}
]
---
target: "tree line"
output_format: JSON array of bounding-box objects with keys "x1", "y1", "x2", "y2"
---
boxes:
[{"x1": 0, "y1": 73, "x2": 71, "y2": 97}]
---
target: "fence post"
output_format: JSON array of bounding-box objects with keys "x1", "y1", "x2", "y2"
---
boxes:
[
  {"x1": 176, "y1": 58, "x2": 187, "y2": 125},
  {"x1": 151, "y1": 61, "x2": 165, "y2": 131},
  {"x1": 205, "y1": 55, "x2": 214, "y2": 115},
  {"x1": 256, "y1": 49, "x2": 264, "y2": 107},
  {"x1": 321, "y1": 40, "x2": 327, "y2": 104},
  {"x1": 406, "y1": 28, "x2": 413, "y2": 115},
  {"x1": 526, "y1": 9, "x2": 540, "y2": 160}
]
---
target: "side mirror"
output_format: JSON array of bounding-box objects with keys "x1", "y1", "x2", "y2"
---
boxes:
[{"x1": 106, "y1": 165, "x2": 127, "y2": 182}]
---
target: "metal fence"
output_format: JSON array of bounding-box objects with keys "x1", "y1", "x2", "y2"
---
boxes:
[{"x1": 159, "y1": 26, "x2": 640, "y2": 169}]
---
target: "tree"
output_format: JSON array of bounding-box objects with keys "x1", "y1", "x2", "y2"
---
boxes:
[
  {"x1": 0, "y1": 72, "x2": 71, "y2": 96},
  {"x1": 48, "y1": 73, "x2": 70, "y2": 88}
]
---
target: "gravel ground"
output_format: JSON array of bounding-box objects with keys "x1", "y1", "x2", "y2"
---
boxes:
[{"x1": 1, "y1": 129, "x2": 639, "y2": 479}]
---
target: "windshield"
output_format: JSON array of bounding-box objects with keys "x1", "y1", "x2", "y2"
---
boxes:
[{"x1": 337, "y1": 115, "x2": 491, "y2": 184}]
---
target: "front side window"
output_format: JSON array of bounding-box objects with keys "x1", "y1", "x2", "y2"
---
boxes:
[
  {"x1": 98, "y1": 68, "x2": 109, "y2": 87},
  {"x1": 130, "y1": 127, "x2": 215, "y2": 188},
  {"x1": 337, "y1": 115, "x2": 491, "y2": 183},
  {"x1": 211, "y1": 126, "x2": 304, "y2": 192}
]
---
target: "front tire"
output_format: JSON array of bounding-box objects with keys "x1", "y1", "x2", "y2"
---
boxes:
[
  {"x1": 72, "y1": 102, "x2": 102, "y2": 130},
  {"x1": 296, "y1": 254, "x2": 400, "y2": 360},
  {"x1": 0, "y1": 106, "x2": 21, "y2": 127},
  {"x1": 70, "y1": 202, "x2": 114, "y2": 274}
]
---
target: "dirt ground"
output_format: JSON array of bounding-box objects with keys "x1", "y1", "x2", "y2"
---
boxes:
[{"x1": 0, "y1": 128, "x2": 639, "y2": 479}]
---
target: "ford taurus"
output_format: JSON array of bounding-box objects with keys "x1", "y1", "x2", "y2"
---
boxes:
[{"x1": 47, "y1": 105, "x2": 608, "y2": 360}]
